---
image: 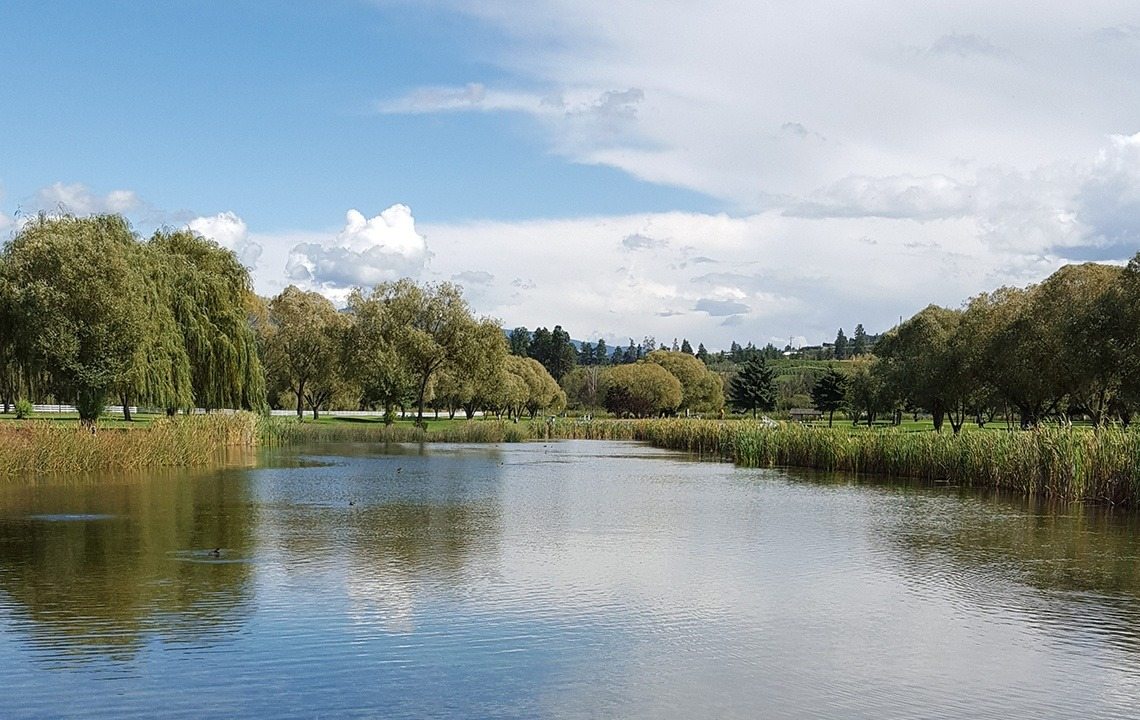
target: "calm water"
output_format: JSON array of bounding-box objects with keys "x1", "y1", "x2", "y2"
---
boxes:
[{"x1": 2, "y1": 441, "x2": 1140, "y2": 719}]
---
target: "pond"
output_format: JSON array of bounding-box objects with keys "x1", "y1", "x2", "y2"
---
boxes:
[{"x1": 1, "y1": 440, "x2": 1139, "y2": 719}]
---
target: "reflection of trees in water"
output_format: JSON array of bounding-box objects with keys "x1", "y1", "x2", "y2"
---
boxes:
[
  {"x1": 269, "y1": 498, "x2": 501, "y2": 633},
  {"x1": 874, "y1": 483, "x2": 1140, "y2": 655},
  {"x1": 0, "y1": 467, "x2": 255, "y2": 663}
]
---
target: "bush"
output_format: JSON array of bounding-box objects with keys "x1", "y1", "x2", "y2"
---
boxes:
[{"x1": 14, "y1": 399, "x2": 33, "y2": 420}]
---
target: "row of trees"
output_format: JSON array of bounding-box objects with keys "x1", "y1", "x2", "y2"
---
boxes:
[
  {"x1": 818, "y1": 259, "x2": 1140, "y2": 432},
  {"x1": 0, "y1": 214, "x2": 571, "y2": 426},
  {"x1": 0, "y1": 215, "x2": 264, "y2": 425},
  {"x1": 259, "y1": 282, "x2": 567, "y2": 424}
]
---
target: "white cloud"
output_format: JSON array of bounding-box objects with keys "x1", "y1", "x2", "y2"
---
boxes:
[
  {"x1": 187, "y1": 211, "x2": 263, "y2": 268},
  {"x1": 284, "y1": 204, "x2": 430, "y2": 297},
  {"x1": 381, "y1": 1, "x2": 1140, "y2": 211},
  {"x1": 403, "y1": 208, "x2": 1061, "y2": 349},
  {"x1": 1070, "y1": 132, "x2": 1140, "y2": 259},
  {"x1": 31, "y1": 182, "x2": 141, "y2": 215}
]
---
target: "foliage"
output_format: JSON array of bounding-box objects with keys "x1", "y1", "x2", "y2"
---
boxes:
[
  {"x1": 560, "y1": 365, "x2": 609, "y2": 410},
  {"x1": 14, "y1": 399, "x2": 32, "y2": 419},
  {"x1": 810, "y1": 366, "x2": 847, "y2": 427},
  {"x1": 876, "y1": 305, "x2": 969, "y2": 432},
  {"x1": 261, "y1": 286, "x2": 347, "y2": 419},
  {"x1": 605, "y1": 362, "x2": 682, "y2": 417},
  {"x1": 728, "y1": 356, "x2": 776, "y2": 417},
  {"x1": 844, "y1": 355, "x2": 894, "y2": 427},
  {"x1": 149, "y1": 228, "x2": 266, "y2": 413},
  {"x1": 1, "y1": 215, "x2": 150, "y2": 424},
  {"x1": 373, "y1": 280, "x2": 477, "y2": 425},
  {"x1": 524, "y1": 325, "x2": 577, "y2": 380},
  {"x1": 644, "y1": 350, "x2": 724, "y2": 414}
]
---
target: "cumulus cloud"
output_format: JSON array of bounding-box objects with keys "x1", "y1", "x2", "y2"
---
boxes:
[
  {"x1": 285, "y1": 204, "x2": 429, "y2": 293},
  {"x1": 188, "y1": 211, "x2": 263, "y2": 268},
  {"x1": 31, "y1": 182, "x2": 141, "y2": 215},
  {"x1": 1069, "y1": 132, "x2": 1140, "y2": 260}
]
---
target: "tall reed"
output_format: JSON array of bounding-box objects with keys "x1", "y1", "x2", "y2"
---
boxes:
[
  {"x1": 625, "y1": 420, "x2": 1140, "y2": 504},
  {"x1": 0, "y1": 413, "x2": 260, "y2": 475}
]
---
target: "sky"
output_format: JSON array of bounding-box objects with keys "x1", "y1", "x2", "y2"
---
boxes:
[{"x1": 2, "y1": 1, "x2": 1139, "y2": 349}]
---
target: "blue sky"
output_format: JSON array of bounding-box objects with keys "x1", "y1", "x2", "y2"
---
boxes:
[
  {"x1": 0, "y1": 1, "x2": 716, "y2": 228},
  {"x1": 3, "y1": 1, "x2": 1140, "y2": 348}
]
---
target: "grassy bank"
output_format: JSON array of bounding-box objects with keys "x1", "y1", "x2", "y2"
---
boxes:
[{"x1": 0, "y1": 413, "x2": 258, "y2": 474}]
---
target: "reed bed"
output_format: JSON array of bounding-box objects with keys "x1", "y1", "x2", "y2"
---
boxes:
[
  {"x1": 0, "y1": 412, "x2": 260, "y2": 475},
  {"x1": 626, "y1": 420, "x2": 1140, "y2": 505},
  {"x1": 6, "y1": 412, "x2": 1140, "y2": 504}
]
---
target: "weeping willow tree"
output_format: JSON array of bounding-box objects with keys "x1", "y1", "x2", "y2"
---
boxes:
[
  {"x1": 113, "y1": 246, "x2": 194, "y2": 420},
  {"x1": 0, "y1": 214, "x2": 150, "y2": 427},
  {"x1": 149, "y1": 229, "x2": 266, "y2": 413}
]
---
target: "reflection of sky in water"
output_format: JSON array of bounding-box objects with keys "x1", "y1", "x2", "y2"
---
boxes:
[{"x1": 2, "y1": 442, "x2": 1140, "y2": 717}]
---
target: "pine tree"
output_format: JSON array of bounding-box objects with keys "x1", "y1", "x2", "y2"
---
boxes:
[
  {"x1": 852, "y1": 323, "x2": 868, "y2": 356},
  {"x1": 811, "y1": 366, "x2": 848, "y2": 427},
  {"x1": 680, "y1": 338, "x2": 693, "y2": 355},
  {"x1": 595, "y1": 338, "x2": 608, "y2": 365},
  {"x1": 728, "y1": 356, "x2": 776, "y2": 418},
  {"x1": 696, "y1": 343, "x2": 709, "y2": 363},
  {"x1": 834, "y1": 328, "x2": 848, "y2": 360},
  {"x1": 579, "y1": 340, "x2": 595, "y2": 366},
  {"x1": 508, "y1": 327, "x2": 530, "y2": 356}
]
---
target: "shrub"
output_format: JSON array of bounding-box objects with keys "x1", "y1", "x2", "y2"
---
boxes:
[{"x1": 14, "y1": 399, "x2": 33, "y2": 419}]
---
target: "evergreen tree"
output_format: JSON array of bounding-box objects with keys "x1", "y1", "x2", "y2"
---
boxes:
[
  {"x1": 547, "y1": 325, "x2": 577, "y2": 380},
  {"x1": 594, "y1": 338, "x2": 608, "y2": 365},
  {"x1": 578, "y1": 340, "x2": 595, "y2": 366},
  {"x1": 508, "y1": 327, "x2": 530, "y2": 356},
  {"x1": 834, "y1": 328, "x2": 849, "y2": 360},
  {"x1": 852, "y1": 323, "x2": 868, "y2": 356},
  {"x1": 528, "y1": 326, "x2": 552, "y2": 364},
  {"x1": 728, "y1": 356, "x2": 776, "y2": 418},
  {"x1": 696, "y1": 343, "x2": 709, "y2": 363},
  {"x1": 811, "y1": 366, "x2": 848, "y2": 427},
  {"x1": 680, "y1": 338, "x2": 693, "y2": 355}
]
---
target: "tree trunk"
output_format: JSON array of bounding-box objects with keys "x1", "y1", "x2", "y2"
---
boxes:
[
  {"x1": 416, "y1": 375, "x2": 429, "y2": 427},
  {"x1": 120, "y1": 393, "x2": 133, "y2": 422},
  {"x1": 295, "y1": 381, "x2": 305, "y2": 419},
  {"x1": 827, "y1": 409, "x2": 834, "y2": 427}
]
